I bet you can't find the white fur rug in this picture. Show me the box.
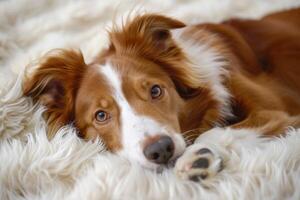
[1,0,300,199]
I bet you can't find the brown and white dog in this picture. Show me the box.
[23,8,300,182]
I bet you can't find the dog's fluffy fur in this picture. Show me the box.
[1,0,300,199]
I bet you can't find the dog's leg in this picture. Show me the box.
[175,111,300,184]
[231,110,300,136]
[174,127,264,185]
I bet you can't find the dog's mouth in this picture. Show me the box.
[167,155,181,168]
[151,155,182,173]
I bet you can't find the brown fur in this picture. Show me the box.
[23,50,87,138]
[219,8,300,135]
[23,9,300,151]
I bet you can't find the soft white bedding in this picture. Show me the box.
[1,0,300,199]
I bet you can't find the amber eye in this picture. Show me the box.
[150,85,163,99]
[95,110,110,122]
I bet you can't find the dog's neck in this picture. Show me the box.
[172,27,233,136]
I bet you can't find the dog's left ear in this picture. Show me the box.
[108,15,203,98]
[23,49,87,137]
[109,14,185,58]
[107,15,205,99]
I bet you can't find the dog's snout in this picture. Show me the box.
[143,136,174,164]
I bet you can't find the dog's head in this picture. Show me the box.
[24,14,225,169]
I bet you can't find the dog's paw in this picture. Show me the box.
[174,145,224,184]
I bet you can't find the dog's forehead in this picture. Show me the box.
[103,56,171,78]
[78,57,174,109]
[98,62,124,100]
[78,64,112,98]
[76,61,129,109]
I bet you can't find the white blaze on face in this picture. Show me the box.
[99,63,186,169]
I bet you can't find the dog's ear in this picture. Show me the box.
[108,14,204,98]
[23,49,87,137]
[109,14,185,58]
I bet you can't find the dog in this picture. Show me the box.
[23,8,300,183]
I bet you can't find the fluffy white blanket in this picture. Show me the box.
[1,0,300,199]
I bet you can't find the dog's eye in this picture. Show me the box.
[150,85,163,99]
[95,110,110,122]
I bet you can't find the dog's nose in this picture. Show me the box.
[143,136,174,164]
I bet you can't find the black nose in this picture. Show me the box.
[143,136,174,164]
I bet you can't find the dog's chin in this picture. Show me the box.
[138,154,182,173]
[133,157,161,171]
[139,160,169,173]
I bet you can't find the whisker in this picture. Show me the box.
[181,128,207,136]
[182,133,202,145]
[183,133,200,138]
[183,136,199,143]
[180,127,210,145]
